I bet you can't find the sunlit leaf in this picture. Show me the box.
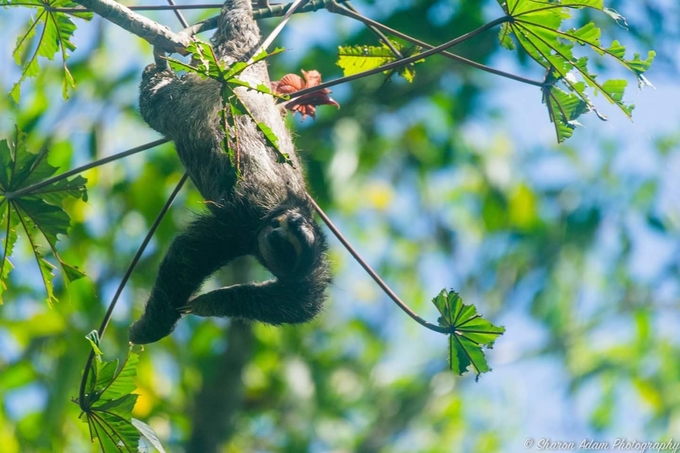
[433,289,505,380]
[4,0,93,101]
[337,41,423,83]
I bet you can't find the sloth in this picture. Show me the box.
[128,0,330,344]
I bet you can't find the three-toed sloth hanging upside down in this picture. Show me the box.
[129,0,331,344]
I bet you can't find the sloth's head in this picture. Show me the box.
[258,208,322,279]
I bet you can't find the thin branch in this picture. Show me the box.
[71,0,190,54]
[45,0,347,14]
[79,172,189,411]
[4,139,169,200]
[287,15,514,100]
[43,3,224,13]
[48,0,348,50]
[307,195,454,335]
[331,2,544,87]
[166,0,190,29]
[255,0,310,58]
[181,0,349,38]
[345,1,402,58]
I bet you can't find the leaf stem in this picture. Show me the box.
[307,195,454,335]
[78,172,188,411]
[4,139,168,200]
[288,14,515,100]
[331,2,544,87]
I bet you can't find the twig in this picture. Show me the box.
[181,0,348,38]
[329,2,544,87]
[4,139,169,200]
[78,172,189,411]
[255,0,310,58]
[38,3,224,13]
[307,195,454,335]
[53,0,349,51]
[166,0,190,28]
[287,15,514,100]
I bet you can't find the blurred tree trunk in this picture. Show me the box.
[186,258,255,453]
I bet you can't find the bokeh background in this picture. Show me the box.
[1,0,679,451]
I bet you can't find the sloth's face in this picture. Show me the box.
[258,210,317,278]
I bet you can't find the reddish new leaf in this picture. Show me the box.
[271,69,339,119]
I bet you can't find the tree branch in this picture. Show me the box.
[186,321,253,453]
[67,0,350,54]
[72,0,190,54]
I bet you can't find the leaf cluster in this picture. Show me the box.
[0,127,87,305]
[166,41,289,177]
[498,0,655,142]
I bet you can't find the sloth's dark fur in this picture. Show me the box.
[128,0,330,344]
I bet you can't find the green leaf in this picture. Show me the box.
[497,0,654,142]
[78,339,152,453]
[0,204,18,303]
[5,0,92,101]
[432,289,505,380]
[251,47,285,64]
[224,97,242,176]
[542,83,590,143]
[499,23,515,50]
[86,393,140,452]
[132,418,168,453]
[222,47,285,81]
[337,41,423,83]
[257,122,290,164]
[0,128,87,305]
[166,57,205,76]
[229,94,291,165]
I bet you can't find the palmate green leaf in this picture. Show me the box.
[433,289,505,380]
[78,333,166,453]
[0,129,87,305]
[337,41,423,83]
[4,0,93,101]
[496,0,654,142]
[86,394,140,453]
